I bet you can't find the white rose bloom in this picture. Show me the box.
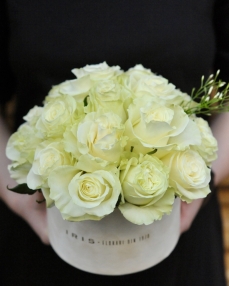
[162,150,211,203]
[46,76,91,102]
[128,64,152,74]
[8,161,32,184]
[6,123,41,163]
[119,154,174,225]
[93,79,121,101]
[27,141,73,190]
[124,97,201,153]
[36,94,84,138]
[48,166,121,221]
[135,74,191,104]
[85,79,130,121]
[64,111,127,164]
[6,123,42,184]
[121,66,191,105]
[23,106,43,126]
[72,62,122,81]
[120,64,153,91]
[191,117,218,166]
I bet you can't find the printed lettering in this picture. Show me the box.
[88,238,95,244]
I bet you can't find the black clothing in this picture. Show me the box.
[0,0,228,285]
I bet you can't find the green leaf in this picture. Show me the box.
[7,184,37,195]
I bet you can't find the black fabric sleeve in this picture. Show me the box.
[0,1,16,108]
[214,0,229,81]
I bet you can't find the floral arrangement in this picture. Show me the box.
[6,63,229,225]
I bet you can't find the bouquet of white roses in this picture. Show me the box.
[6,62,228,225]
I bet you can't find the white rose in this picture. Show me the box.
[135,74,191,104]
[124,96,201,153]
[48,166,121,221]
[121,66,191,105]
[72,62,122,81]
[8,161,32,184]
[191,117,218,166]
[46,76,91,102]
[6,123,42,184]
[6,123,41,163]
[85,79,131,121]
[118,154,174,225]
[128,64,152,74]
[36,94,84,138]
[120,64,153,91]
[162,150,211,203]
[27,141,73,190]
[23,106,43,126]
[64,111,127,163]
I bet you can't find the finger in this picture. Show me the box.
[180,198,203,234]
[18,192,50,245]
[25,202,50,245]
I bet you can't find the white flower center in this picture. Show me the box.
[137,165,163,194]
[44,102,65,122]
[97,81,116,94]
[141,106,174,124]
[93,114,122,144]
[78,177,105,201]
[183,153,205,183]
[39,148,62,174]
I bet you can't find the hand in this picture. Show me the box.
[4,189,49,244]
[0,116,49,245]
[180,198,204,234]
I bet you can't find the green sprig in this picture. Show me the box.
[182,71,229,116]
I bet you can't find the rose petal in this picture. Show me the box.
[48,166,85,217]
[119,188,174,225]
